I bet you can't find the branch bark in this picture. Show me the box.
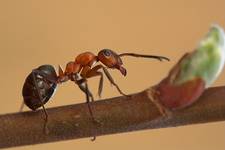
[0,86,225,149]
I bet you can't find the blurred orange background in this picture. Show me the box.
[0,0,224,150]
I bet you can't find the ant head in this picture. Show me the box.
[98,49,127,76]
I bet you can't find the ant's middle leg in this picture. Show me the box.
[76,78,94,102]
[73,73,95,117]
[76,78,98,141]
[81,66,104,97]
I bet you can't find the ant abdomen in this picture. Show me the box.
[22,65,57,111]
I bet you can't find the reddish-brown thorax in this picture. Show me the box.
[58,52,96,82]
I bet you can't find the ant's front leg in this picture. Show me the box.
[82,65,128,97]
[101,66,128,96]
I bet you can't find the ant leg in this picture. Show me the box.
[77,80,95,116]
[81,65,127,97]
[81,66,104,97]
[102,67,128,96]
[84,82,95,119]
[19,101,25,112]
[77,80,97,141]
[31,71,49,134]
[77,79,94,102]
[85,82,99,141]
[97,73,103,98]
[41,104,49,134]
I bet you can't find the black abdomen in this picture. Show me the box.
[22,65,57,110]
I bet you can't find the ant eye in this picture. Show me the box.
[103,50,111,57]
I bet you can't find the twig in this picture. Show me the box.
[0,86,225,149]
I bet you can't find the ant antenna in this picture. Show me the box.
[119,53,170,61]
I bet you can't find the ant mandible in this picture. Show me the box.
[21,49,169,140]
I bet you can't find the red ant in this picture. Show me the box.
[21,49,169,140]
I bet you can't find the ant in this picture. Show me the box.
[21,49,170,140]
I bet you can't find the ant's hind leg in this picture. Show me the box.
[19,101,25,112]
[41,105,49,134]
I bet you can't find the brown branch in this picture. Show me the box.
[0,86,225,149]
